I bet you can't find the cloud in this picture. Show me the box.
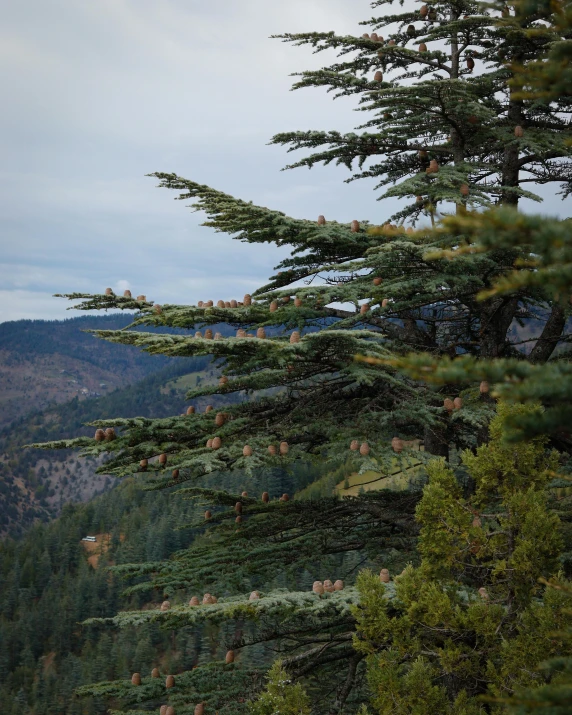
[0,0,569,323]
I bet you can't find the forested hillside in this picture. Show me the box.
[0,353,236,537]
[0,315,176,429]
[0,314,246,537]
[0,464,324,715]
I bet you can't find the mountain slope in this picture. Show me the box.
[0,314,176,429]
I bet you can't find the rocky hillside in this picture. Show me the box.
[0,314,240,537]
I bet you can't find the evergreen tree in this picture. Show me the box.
[30,0,571,711]
[353,403,571,713]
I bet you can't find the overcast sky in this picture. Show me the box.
[1,0,569,323]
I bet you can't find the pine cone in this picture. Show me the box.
[217,300,225,308]
[379,568,390,583]
[159,453,167,465]
[294,297,302,308]
[443,398,454,412]
[334,579,344,591]
[105,428,116,441]
[131,673,141,685]
[280,493,289,502]
[374,70,383,82]
[323,579,335,593]
[204,329,213,339]
[165,675,175,688]
[235,515,242,524]
[317,215,326,225]
[230,299,238,308]
[360,442,370,456]
[460,183,469,196]
[453,397,463,410]
[420,4,428,17]
[480,381,489,394]
[219,376,229,386]
[225,650,235,664]
[160,600,171,611]
[204,511,212,520]
[350,440,359,451]
[95,429,105,442]
[136,295,146,302]
[194,704,204,715]
[189,596,200,606]
[195,331,203,339]
[206,439,213,448]
[257,327,266,339]
[139,458,148,470]
[212,437,222,450]
[171,469,179,480]
[262,491,270,502]
[419,42,427,51]
[290,331,301,344]
[243,294,252,306]
[269,301,278,312]
[105,287,113,295]
[391,437,404,453]
[151,667,160,678]
[249,591,260,600]
[243,445,253,457]
[514,125,524,137]
[205,405,213,413]
[360,303,369,314]
[351,220,360,232]
[186,406,195,415]
[280,441,289,455]
[123,290,132,298]
[373,277,382,286]
[312,581,324,595]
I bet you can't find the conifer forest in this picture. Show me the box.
[2,0,572,713]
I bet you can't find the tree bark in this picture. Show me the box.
[479,297,519,358]
[424,424,449,460]
[529,303,566,363]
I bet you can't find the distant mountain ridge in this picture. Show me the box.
[0,314,178,429]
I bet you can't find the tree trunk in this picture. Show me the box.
[529,303,566,363]
[424,425,449,460]
[479,297,519,358]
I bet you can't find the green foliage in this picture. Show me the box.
[0,479,201,715]
[250,661,311,715]
[25,0,572,711]
[354,405,571,713]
